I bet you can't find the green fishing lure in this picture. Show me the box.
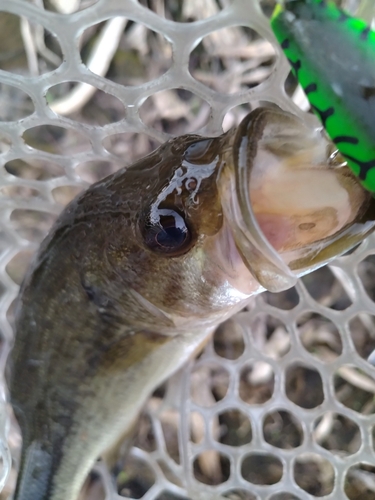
[271,0,375,193]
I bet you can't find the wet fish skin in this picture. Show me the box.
[8,107,374,500]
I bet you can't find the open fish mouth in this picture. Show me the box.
[219,107,375,292]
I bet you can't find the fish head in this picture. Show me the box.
[101,107,374,329]
[107,132,235,328]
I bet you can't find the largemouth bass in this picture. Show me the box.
[7,107,375,500]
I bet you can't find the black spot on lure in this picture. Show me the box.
[271,0,375,192]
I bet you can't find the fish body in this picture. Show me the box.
[8,107,375,500]
[271,0,375,192]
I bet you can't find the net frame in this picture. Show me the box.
[0,0,374,499]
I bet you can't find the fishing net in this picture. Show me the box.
[0,0,375,499]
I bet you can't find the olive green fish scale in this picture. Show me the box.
[271,0,375,192]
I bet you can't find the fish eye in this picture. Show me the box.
[143,208,192,255]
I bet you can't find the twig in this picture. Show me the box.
[20,17,39,76]
[337,365,375,394]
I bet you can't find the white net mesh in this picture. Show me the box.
[1,0,375,499]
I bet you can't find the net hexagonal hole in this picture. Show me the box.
[241,453,283,485]
[216,409,252,447]
[345,463,375,499]
[10,209,57,243]
[81,471,105,500]
[52,186,84,205]
[5,158,65,181]
[285,364,324,409]
[263,410,303,449]
[193,451,230,485]
[5,250,34,286]
[132,414,156,453]
[0,132,11,153]
[222,490,257,500]
[313,412,361,455]
[301,266,351,310]
[357,255,375,303]
[190,363,230,407]
[283,70,300,101]
[23,125,91,155]
[115,455,155,498]
[265,286,300,311]
[139,89,210,135]
[239,361,275,404]
[249,314,291,359]
[0,185,42,200]
[76,161,121,184]
[142,0,224,21]
[0,84,34,121]
[0,13,62,75]
[154,493,189,500]
[334,365,375,414]
[160,409,180,464]
[102,132,160,164]
[294,453,334,496]
[80,21,172,86]
[0,278,5,298]
[47,83,126,125]
[223,104,252,133]
[190,411,205,444]
[297,312,343,361]
[348,314,375,364]
[189,26,275,93]
[213,318,245,360]
[269,494,302,500]
[44,0,98,12]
